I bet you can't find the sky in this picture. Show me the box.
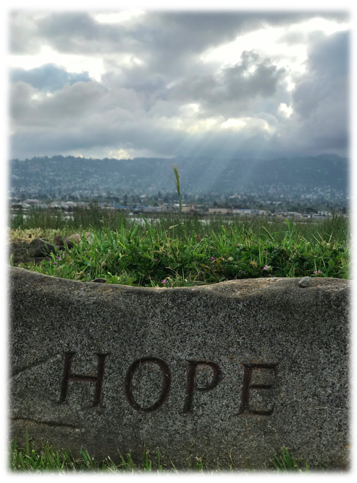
[8,9,350,161]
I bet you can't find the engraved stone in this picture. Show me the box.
[9,268,349,470]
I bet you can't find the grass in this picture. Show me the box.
[11,209,349,285]
[9,429,312,472]
[9,201,349,241]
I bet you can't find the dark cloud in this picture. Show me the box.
[10,11,144,55]
[308,30,349,77]
[292,31,349,148]
[10,64,91,92]
[10,10,349,57]
[10,79,137,130]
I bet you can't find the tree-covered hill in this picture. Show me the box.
[9,154,348,196]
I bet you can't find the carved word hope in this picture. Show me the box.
[59,353,278,416]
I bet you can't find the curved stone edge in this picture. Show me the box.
[9,266,349,299]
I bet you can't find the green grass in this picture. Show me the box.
[9,430,311,472]
[13,210,349,285]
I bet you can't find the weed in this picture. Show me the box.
[271,446,310,472]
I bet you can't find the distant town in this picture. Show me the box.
[9,195,347,220]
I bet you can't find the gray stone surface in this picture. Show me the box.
[9,241,30,265]
[9,241,54,266]
[9,267,350,470]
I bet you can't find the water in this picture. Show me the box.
[9,212,315,225]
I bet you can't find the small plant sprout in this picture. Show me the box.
[172,164,182,224]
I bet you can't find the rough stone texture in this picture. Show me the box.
[9,267,350,470]
[9,242,30,265]
[9,233,94,267]
[9,242,54,266]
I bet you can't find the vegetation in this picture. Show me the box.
[172,163,182,223]
[9,430,311,472]
[11,207,349,285]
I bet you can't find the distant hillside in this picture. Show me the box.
[9,154,349,195]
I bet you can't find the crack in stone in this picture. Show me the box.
[11,417,80,429]
[11,355,59,378]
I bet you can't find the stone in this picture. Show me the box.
[67,233,81,244]
[27,238,57,258]
[64,234,81,249]
[53,235,65,246]
[85,232,94,243]
[9,242,30,265]
[9,240,63,267]
[53,232,94,250]
[9,268,349,470]
[298,276,311,288]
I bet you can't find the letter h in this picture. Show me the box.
[59,352,107,407]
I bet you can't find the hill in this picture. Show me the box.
[9,154,348,196]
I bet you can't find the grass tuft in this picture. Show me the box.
[9,432,314,472]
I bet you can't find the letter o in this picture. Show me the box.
[124,358,171,412]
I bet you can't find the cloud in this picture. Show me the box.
[9,12,349,160]
[11,79,140,131]
[10,11,45,54]
[291,31,349,151]
[170,50,287,117]
[10,10,348,58]
[10,11,141,55]
[308,29,349,78]
[10,64,91,92]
